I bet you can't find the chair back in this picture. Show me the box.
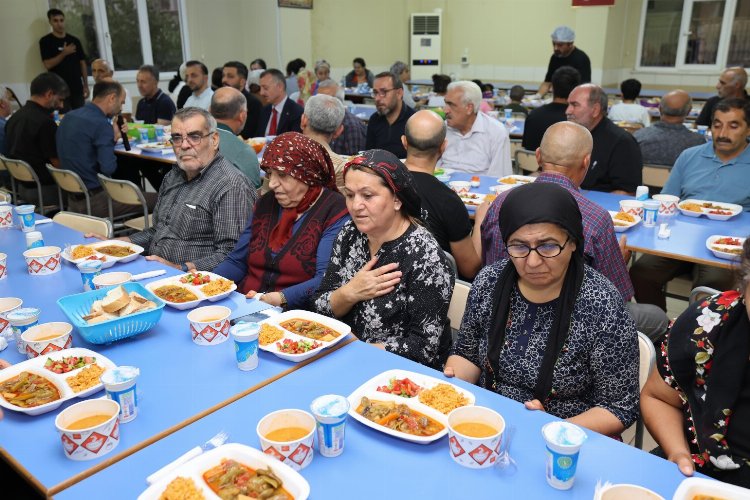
[637,331,655,390]
[643,164,672,189]
[97,174,147,207]
[514,148,539,176]
[46,166,87,194]
[4,157,38,183]
[510,139,523,173]
[447,280,471,331]
[443,250,457,277]
[53,211,113,238]
[689,286,721,306]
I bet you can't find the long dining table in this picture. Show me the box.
[0,214,353,497]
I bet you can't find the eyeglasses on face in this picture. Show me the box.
[371,88,397,98]
[507,236,571,259]
[170,132,212,146]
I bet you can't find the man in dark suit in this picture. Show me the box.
[255,69,303,137]
[222,61,262,140]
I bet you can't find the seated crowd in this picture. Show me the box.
[3,43,750,489]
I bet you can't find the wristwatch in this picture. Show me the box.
[180,263,189,272]
[279,291,288,308]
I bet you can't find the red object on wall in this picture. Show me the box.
[572,0,615,6]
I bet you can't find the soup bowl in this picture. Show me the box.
[55,398,121,461]
[93,271,132,290]
[187,305,231,346]
[446,405,506,469]
[21,322,73,359]
[23,246,62,275]
[256,409,316,471]
[652,194,679,216]
[595,483,665,500]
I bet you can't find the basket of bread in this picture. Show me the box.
[57,282,165,344]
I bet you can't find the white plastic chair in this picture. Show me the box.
[631,331,656,449]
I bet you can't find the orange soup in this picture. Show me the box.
[453,422,498,438]
[265,426,310,442]
[199,317,224,322]
[34,333,63,341]
[66,414,113,430]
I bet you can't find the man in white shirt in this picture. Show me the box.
[438,81,511,177]
[608,78,651,128]
[182,60,213,110]
[90,59,132,119]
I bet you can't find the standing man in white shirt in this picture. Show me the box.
[438,81,511,177]
[182,60,213,110]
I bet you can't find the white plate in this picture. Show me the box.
[62,241,144,269]
[671,476,750,500]
[139,141,172,150]
[706,235,745,261]
[497,175,535,186]
[347,369,476,444]
[609,210,642,233]
[489,184,515,194]
[258,310,351,362]
[458,192,485,207]
[138,443,309,500]
[145,272,237,310]
[678,199,742,220]
[0,347,116,415]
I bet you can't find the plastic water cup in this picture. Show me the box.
[635,185,649,201]
[310,394,350,457]
[697,125,708,135]
[78,260,103,291]
[0,203,13,229]
[0,252,6,281]
[643,200,660,227]
[542,421,587,490]
[25,231,44,249]
[504,108,513,121]
[138,128,149,144]
[15,205,36,232]
[101,366,140,423]
[7,307,41,354]
[230,322,260,371]
[154,125,165,141]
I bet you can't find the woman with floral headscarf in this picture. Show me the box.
[312,149,455,369]
[213,132,349,309]
[641,239,750,488]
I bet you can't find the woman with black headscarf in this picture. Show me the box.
[313,149,455,369]
[445,182,639,436]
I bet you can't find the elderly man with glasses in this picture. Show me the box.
[108,107,257,272]
[365,71,415,158]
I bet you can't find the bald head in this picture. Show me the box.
[717,67,748,99]
[210,87,246,120]
[725,67,748,88]
[538,122,592,185]
[659,89,692,123]
[404,110,447,158]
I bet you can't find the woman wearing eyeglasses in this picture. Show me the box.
[445,182,639,437]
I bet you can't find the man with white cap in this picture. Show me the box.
[537,26,591,97]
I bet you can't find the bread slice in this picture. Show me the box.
[87,312,118,324]
[101,285,130,313]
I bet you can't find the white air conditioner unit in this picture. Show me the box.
[410,13,441,80]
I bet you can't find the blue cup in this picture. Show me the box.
[230,322,259,371]
[15,205,36,232]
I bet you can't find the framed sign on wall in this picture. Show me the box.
[279,0,313,8]
[572,0,615,5]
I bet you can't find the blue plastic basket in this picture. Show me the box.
[57,282,165,344]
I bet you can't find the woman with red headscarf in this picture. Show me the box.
[213,132,349,309]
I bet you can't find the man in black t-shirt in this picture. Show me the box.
[537,26,590,97]
[523,66,581,151]
[39,9,88,111]
[402,110,481,280]
[222,61,262,140]
[696,67,748,126]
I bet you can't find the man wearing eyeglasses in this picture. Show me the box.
[365,71,415,158]
[119,107,257,272]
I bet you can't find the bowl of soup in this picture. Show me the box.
[54,398,121,461]
[256,409,316,471]
[93,271,132,290]
[187,306,231,346]
[21,322,73,359]
[23,245,62,276]
[446,405,506,469]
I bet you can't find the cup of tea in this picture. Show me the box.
[447,405,506,469]
[256,409,316,471]
[187,305,231,345]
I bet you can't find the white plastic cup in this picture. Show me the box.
[619,200,644,218]
[0,252,6,281]
[697,125,708,135]
[504,108,513,121]
[310,394,350,457]
[78,260,103,291]
[598,483,665,500]
[230,322,260,371]
[15,204,36,232]
[0,203,13,229]
[55,399,121,461]
[642,200,660,227]
[542,421,587,490]
[138,128,149,144]
[92,271,131,290]
[7,306,41,354]
[187,306,231,346]
[154,125,165,141]
[446,405,506,469]
[256,409,316,471]
[635,185,649,201]
[0,297,23,342]
[25,231,44,249]
[100,366,140,423]
[652,194,679,216]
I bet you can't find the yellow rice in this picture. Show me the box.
[159,477,205,500]
[418,383,469,414]
[259,324,285,346]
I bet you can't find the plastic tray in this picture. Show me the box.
[609,210,642,233]
[144,272,237,310]
[705,235,746,261]
[57,282,164,344]
[258,310,351,362]
[62,240,144,270]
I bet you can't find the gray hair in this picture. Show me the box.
[660,96,692,117]
[578,83,609,116]
[314,60,330,73]
[138,64,159,82]
[317,79,345,102]
[210,91,247,120]
[304,94,345,134]
[447,81,482,114]
[390,61,409,77]
[174,106,217,133]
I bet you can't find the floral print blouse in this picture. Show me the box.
[313,221,455,369]
[452,260,639,428]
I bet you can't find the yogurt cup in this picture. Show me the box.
[15,204,36,232]
[101,366,140,423]
[0,203,13,229]
[0,297,23,343]
[0,252,6,280]
[642,200,660,227]
[542,421,587,490]
[78,260,103,291]
[230,322,260,371]
[310,394,350,457]
[7,306,41,354]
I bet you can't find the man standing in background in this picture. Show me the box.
[39,8,88,110]
[537,26,590,98]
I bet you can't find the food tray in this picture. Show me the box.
[57,282,165,344]
[258,310,351,362]
[138,443,309,500]
[347,369,476,444]
[677,199,742,221]
[705,235,746,261]
[457,192,486,208]
[671,477,750,500]
[609,210,642,233]
[139,141,173,152]
[144,271,237,310]
[62,240,144,269]
[497,175,536,186]
[0,347,116,415]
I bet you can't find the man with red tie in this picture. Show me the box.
[255,69,303,137]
